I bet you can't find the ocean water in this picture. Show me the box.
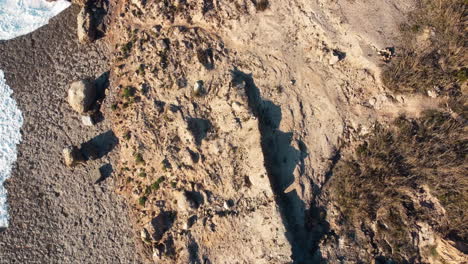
[0,0,70,227]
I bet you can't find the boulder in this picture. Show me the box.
[63,146,83,167]
[174,191,189,212]
[77,7,95,43]
[68,79,96,114]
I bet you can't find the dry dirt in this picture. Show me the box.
[103,0,460,263]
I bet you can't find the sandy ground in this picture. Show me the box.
[0,6,140,264]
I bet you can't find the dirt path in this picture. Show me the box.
[0,6,140,264]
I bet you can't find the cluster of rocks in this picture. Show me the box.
[63,76,115,186]
[63,0,109,167]
[378,47,395,62]
[63,79,97,167]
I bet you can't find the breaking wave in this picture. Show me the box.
[0,0,70,227]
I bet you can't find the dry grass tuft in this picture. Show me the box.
[327,111,467,260]
[382,0,467,99]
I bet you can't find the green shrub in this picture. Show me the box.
[138,196,147,206]
[134,153,145,165]
[122,86,136,99]
[171,181,177,188]
[454,67,468,82]
[157,176,166,183]
[150,182,160,191]
[123,132,131,141]
[121,39,135,58]
[137,64,145,76]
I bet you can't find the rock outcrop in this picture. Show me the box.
[77,7,95,43]
[76,1,109,43]
[101,0,466,263]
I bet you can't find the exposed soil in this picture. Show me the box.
[103,0,422,263]
[0,6,140,264]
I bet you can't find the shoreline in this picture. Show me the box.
[0,5,140,263]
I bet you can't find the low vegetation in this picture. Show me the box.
[122,86,136,99]
[134,152,145,165]
[151,177,166,191]
[327,111,467,260]
[138,196,147,206]
[382,0,466,102]
[328,1,467,260]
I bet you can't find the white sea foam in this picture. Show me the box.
[0,0,70,227]
[0,70,23,227]
[0,0,71,40]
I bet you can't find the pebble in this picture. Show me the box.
[193,80,203,95]
[81,115,94,126]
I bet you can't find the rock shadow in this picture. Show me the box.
[85,0,110,40]
[187,118,211,146]
[188,237,201,264]
[80,130,118,160]
[196,48,215,70]
[91,71,110,124]
[151,211,176,241]
[95,163,113,184]
[231,68,319,263]
[184,190,204,209]
[94,71,109,104]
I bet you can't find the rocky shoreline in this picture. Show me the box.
[0,5,140,263]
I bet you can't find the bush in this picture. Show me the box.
[138,196,148,206]
[121,39,135,58]
[122,86,136,99]
[134,153,145,165]
[138,196,147,206]
[123,131,131,141]
[137,64,145,76]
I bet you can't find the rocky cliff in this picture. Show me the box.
[75,0,466,263]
